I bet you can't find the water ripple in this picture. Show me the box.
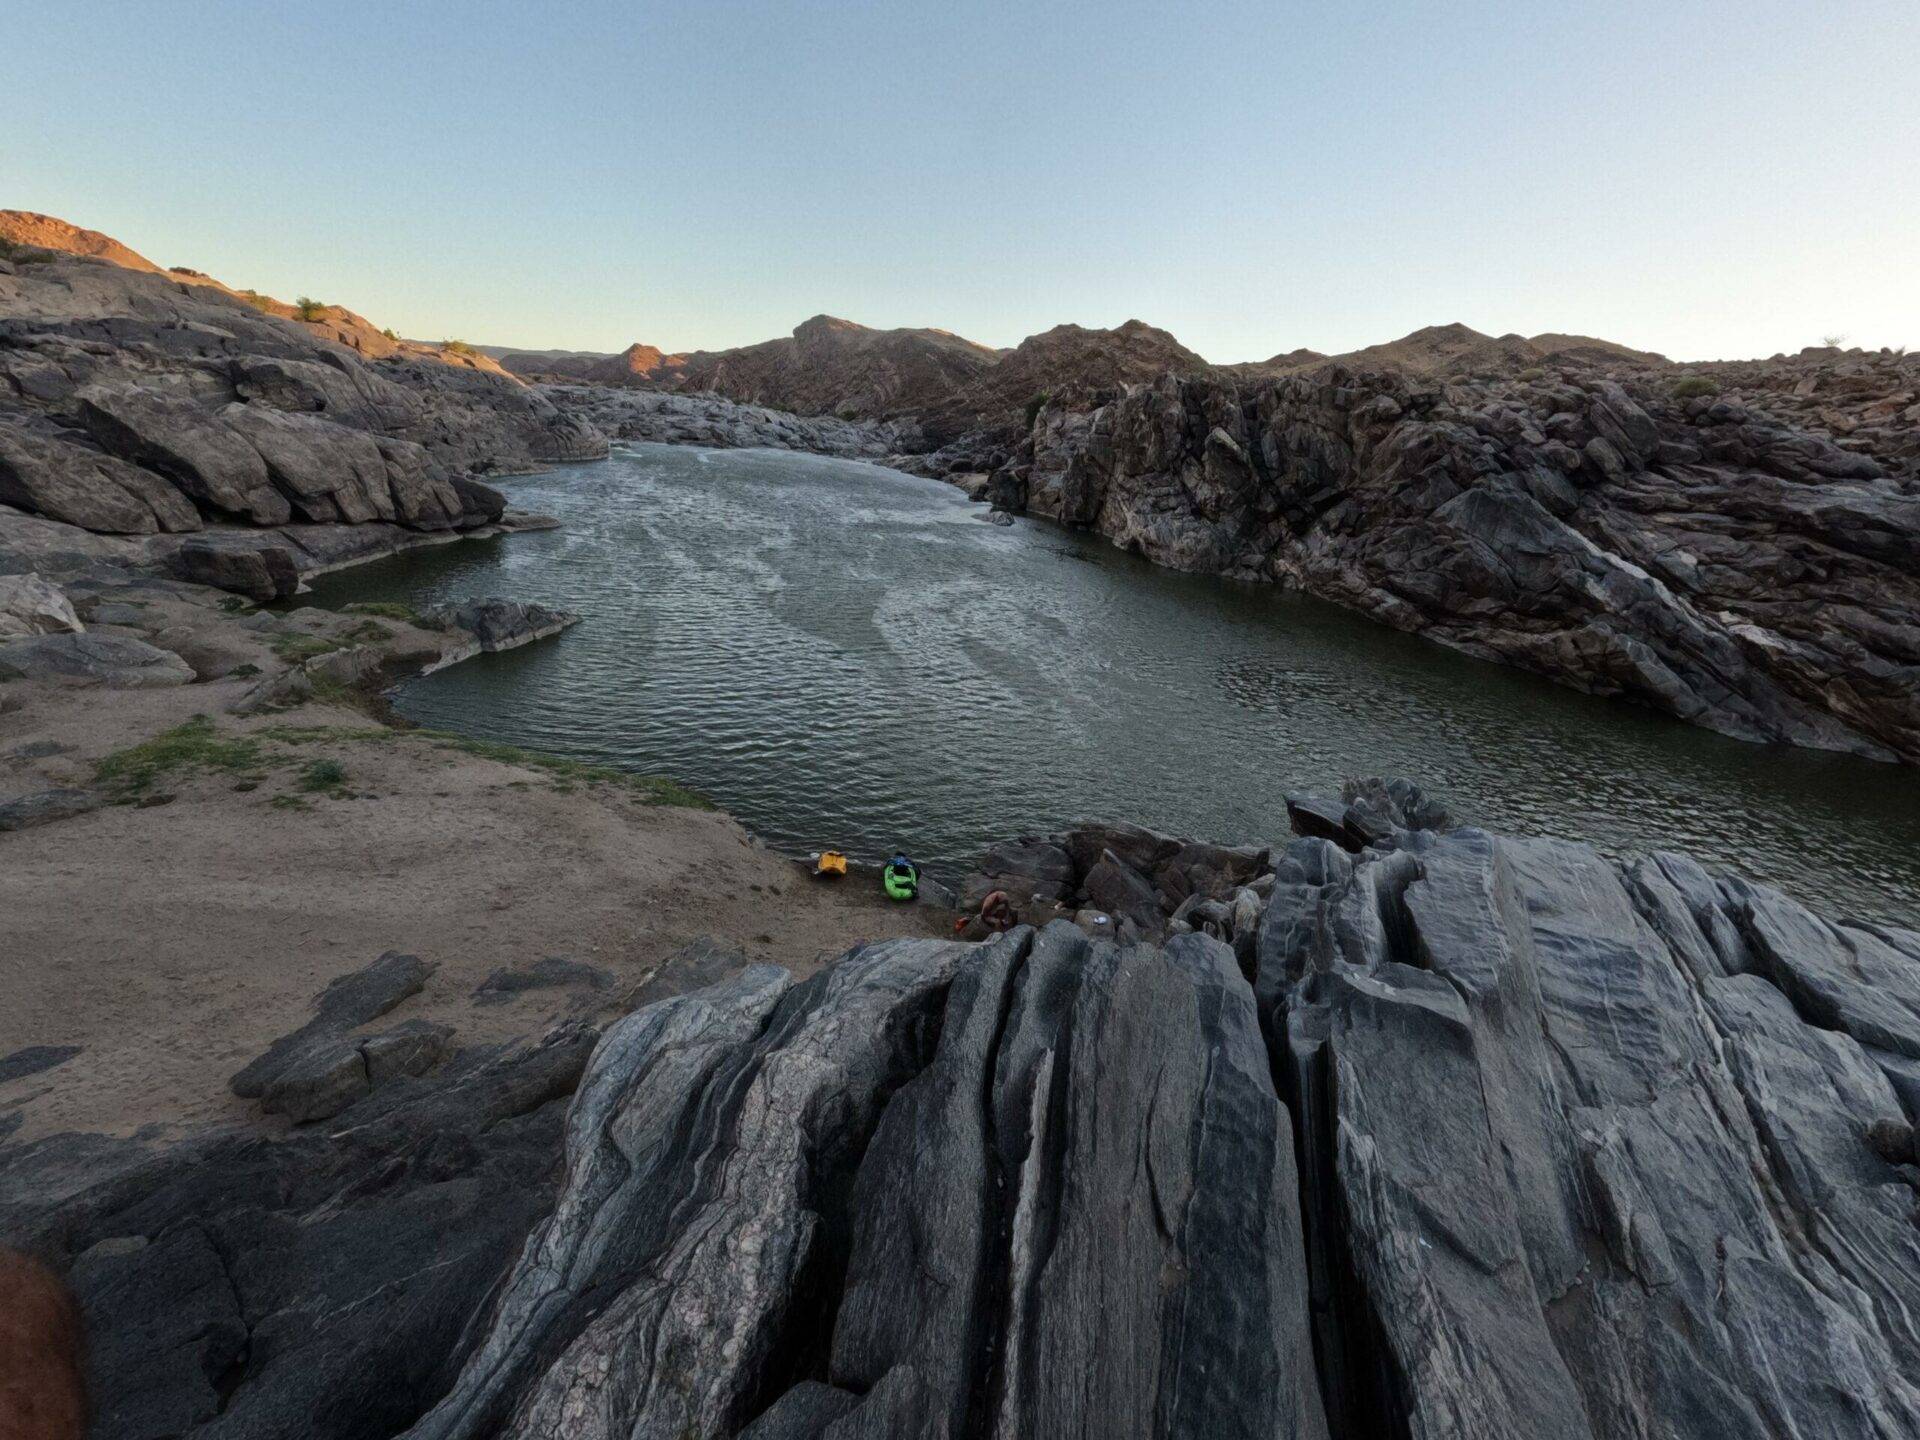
[305,443,1920,924]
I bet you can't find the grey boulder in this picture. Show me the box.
[0,571,83,636]
[0,787,101,832]
[0,632,193,687]
[426,597,581,654]
[229,950,444,1122]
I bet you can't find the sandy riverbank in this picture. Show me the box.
[0,580,952,1144]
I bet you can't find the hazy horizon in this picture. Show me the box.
[7,0,1917,363]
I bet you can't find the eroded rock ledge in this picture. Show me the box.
[0,247,606,542]
[986,368,1920,762]
[6,790,1920,1438]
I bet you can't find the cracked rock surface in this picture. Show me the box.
[0,246,605,542]
[7,797,1920,1437]
[991,368,1920,761]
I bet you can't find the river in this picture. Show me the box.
[307,442,1920,924]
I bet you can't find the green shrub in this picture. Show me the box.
[339,618,393,644]
[95,715,265,795]
[1670,376,1719,400]
[0,237,53,264]
[381,326,398,341]
[294,296,326,322]
[268,633,343,663]
[238,290,277,313]
[343,600,419,622]
[442,339,478,356]
[1517,366,1545,381]
[258,723,394,745]
[1024,392,1051,429]
[421,731,714,808]
[296,758,348,793]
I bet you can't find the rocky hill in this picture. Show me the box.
[0,217,606,563]
[505,316,1217,442]
[0,211,515,377]
[504,314,1003,432]
[507,314,1680,448]
[0,211,163,274]
[936,317,1212,434]
[496,341,670,385]
[987,360,1920,760]
[1225,323,1671,380]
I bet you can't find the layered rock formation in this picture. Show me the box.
[987,365,1920,760]
[10,789,1920,1437]
[0,218,606,543]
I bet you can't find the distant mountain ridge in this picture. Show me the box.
[498,313,1674,436]
[7,209,1690,438]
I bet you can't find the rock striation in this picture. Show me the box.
[11,783,1920,1438]
[990,366,1920,760]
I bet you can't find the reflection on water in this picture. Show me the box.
[307,443,1920,924]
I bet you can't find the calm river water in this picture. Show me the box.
[310,443,1920,924]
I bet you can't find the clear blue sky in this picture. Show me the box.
[5,1,1916,361]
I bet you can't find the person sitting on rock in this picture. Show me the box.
[956,889,1016,940]
[980,889,1015,932]
[882,853,919,902]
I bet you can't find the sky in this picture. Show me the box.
[4,1,1917,362]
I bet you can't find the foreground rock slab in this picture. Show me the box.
[8,792,1920,1438]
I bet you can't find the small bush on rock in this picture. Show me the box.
[269,633,344,663]
[295,296,326,322]
[1671,376,1719,400]
[343,601,419,623]
[0,238,53,264]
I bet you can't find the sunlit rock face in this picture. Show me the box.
[0,225,606,540]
